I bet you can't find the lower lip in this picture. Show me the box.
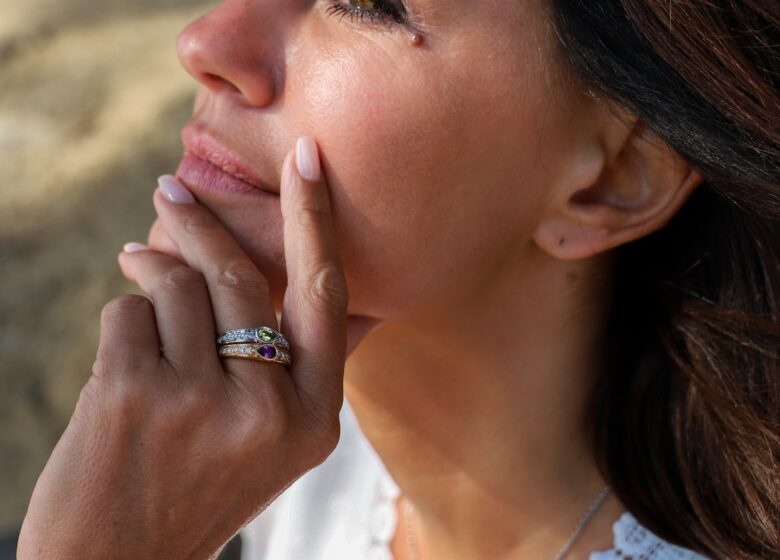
[176,154,277,198]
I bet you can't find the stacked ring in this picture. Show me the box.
[218,343,292,365]
[217,326,292,366]
[217,327,290,350]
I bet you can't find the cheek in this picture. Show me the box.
[285,25,565,319]
[290,53,526,317]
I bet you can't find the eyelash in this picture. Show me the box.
[325,0,408,28]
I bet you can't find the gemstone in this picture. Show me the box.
[258,345,277,360]
[258,328,276,342]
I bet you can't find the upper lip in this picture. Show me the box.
[181,123,279,194]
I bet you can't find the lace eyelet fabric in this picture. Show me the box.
[589,512,711,560]
[366,473,402,560]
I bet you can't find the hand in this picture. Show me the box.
[18,138,375,559]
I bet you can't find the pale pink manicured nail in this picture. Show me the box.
[295,137,321,182]
[158,175,195,204]
[123,242,148,253]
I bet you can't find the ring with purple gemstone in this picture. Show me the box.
[217,326,290,350]
[217,342,292,366]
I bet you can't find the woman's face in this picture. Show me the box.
[153,0,586,320]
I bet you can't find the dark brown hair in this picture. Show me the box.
[551,1,779,558]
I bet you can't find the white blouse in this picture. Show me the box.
[239,399,711,560]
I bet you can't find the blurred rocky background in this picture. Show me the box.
[0,0,220,553]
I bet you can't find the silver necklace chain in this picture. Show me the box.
[401,486,611,560]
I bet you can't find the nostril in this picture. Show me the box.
[203,73,242,94]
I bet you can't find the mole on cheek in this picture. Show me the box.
[409,33,424,47]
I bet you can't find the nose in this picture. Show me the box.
[177,1,286,107]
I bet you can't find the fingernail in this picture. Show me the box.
[296,137,321,182]
[158,175,195,204]
[123,242,148,253]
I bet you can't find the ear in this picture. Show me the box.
[533,112,704,260]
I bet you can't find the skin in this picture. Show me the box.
[19,0,703,558]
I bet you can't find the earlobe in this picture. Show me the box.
[533,117,704,261]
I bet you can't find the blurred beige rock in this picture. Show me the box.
[0,0,214,533]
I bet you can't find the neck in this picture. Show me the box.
[344,244,626,559]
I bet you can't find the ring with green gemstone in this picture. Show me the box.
[217,326,290,351]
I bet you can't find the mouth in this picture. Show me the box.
[178,123,279,196]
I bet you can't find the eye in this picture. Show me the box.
[325,0,408,28]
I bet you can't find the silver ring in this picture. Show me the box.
[217,326,290,350]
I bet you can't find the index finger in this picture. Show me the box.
[280,138,348,414]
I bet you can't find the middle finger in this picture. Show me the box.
[152,176,279,342]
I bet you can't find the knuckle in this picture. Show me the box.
[229,383,295,450]
[295,198,330,231]
[216,259,271,298]
[103,374,150,425]
[73,375,144,429]
[182,211,217,238]
[91,356,114,381]
[162,266,205,292]
[252,390,294,440]
[156,382,215,433]
[301,419,341,469]
[73,376,102,423]
[101,295,152,323]
[306,265,347,312]
[253,409,290,445]
[94,342,156,379]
